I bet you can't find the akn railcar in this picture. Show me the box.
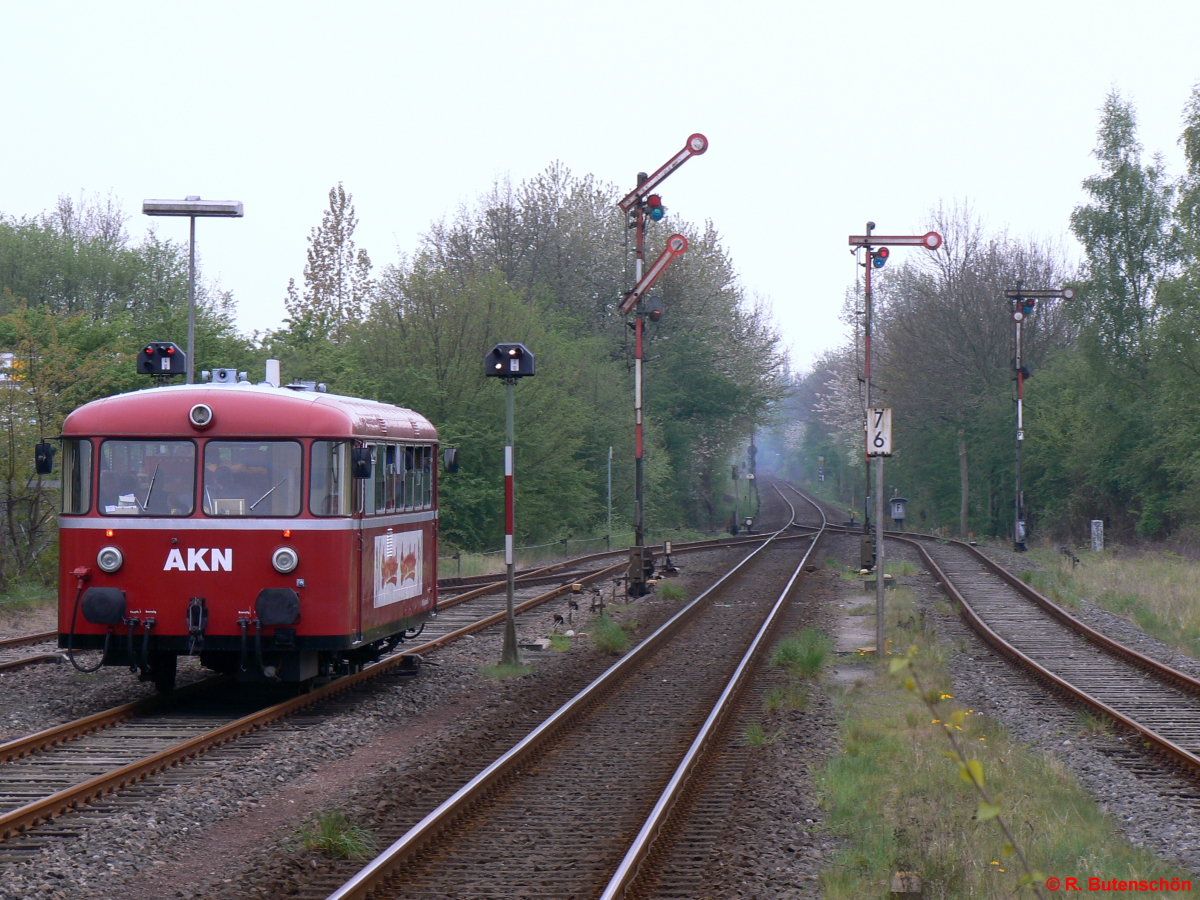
[56,369,439,690]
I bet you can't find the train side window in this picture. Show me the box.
[373,444,387,514]
[421,445,433,508]
[61,439,93,514]
[310,441,351,516]
[99,440,196,516]
[404,445,417,511]
[362,444,377,515]
[385,444,398,513]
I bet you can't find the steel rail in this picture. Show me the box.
[0,630,55,650]
[0,676,219,764]
[790,485,1200,778]
[434,532,787,611]
[325,488,811,900]
[896,534,1200,778]
[599,486,828,900]
[0,652,64,674]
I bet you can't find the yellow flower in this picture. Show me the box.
[940,693,954,699]
[991,861,999,866]
[931,719,941,724]
[979,737,986,741]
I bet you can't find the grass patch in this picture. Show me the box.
[478,662,534,680]
[885,559,917,577]
[1074,708,1114,736]
[548,633,570,652]
[819,632,1194,897]
[656,580,687,601]
[294,811,378,860]
[0,580,55,612]
[764,683,809,713]
[845,602,875,616]
[771,627,834,680]
[590,615,629,655]
[1025,547,1200,657]
[743,722,784,746]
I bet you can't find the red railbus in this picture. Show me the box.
[56,373,439,690]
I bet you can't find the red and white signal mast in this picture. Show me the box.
[1002,282,1075,551]
[847,224,942,656]
[617,134,707,596]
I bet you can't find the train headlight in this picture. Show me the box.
[189,403,214,428]
[96,546,124,574]
[272,546,299,574]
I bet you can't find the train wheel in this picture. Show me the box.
[150,652,178,693]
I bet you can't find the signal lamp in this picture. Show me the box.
[137,341,187,376]
[484,343,536,378]
[872,247,890,269]
[645,194,665,221]
[1022,298,1036,315]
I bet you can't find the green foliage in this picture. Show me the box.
[478,662,534,681]
[548,633,570,652]
[294,810,379,860]
[770,627,833,680]
[764,683,808,713]
[743,722,784,746]
[822,646,1193,898]
[655,580,687,601]
[589,614,628,655]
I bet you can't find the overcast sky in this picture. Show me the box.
[3,2,1198,373]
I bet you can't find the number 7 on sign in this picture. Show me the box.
[867,408,892,457]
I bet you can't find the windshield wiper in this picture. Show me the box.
[249,476,289,511]
[141,464,160,510]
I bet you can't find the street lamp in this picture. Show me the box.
[142,197,244,384]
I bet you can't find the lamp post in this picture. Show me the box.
[142,197,244,384]
[1002,283,1076,551]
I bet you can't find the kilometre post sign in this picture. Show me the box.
[867,408,892,457]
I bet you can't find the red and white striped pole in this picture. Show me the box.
[502,378,519,665]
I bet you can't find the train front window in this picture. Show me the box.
[203,441,302,517]
[310,441,351,516]
[99,440,195,516]
[61,439,93,514]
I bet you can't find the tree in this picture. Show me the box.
[1069,90,1175,374]
[284,184,372,342]
[874,207,1071,537]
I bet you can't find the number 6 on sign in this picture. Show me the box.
[867,408,892,457]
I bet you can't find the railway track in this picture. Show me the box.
[794,481,1200,788]
[0,522,800,861]
[900,535,1200,777]
[0,631,61,674]
[317,485,826,900]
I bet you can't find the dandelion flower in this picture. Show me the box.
[931,719,941,724]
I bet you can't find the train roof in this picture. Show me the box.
[61,382,437,442]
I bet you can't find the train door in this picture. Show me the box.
[355,441,380,644]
